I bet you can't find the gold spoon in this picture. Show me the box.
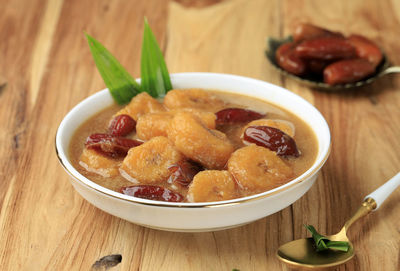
[277,172,400,269]
[265,36,400,91]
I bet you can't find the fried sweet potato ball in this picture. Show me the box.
[228,145,293,194]
[116,92,165,121]
[136,109,216,141]
[168,112,234,169]
[79,148,121,178]
[120,136,183,184]
[163,89,225,112]
[187,170,237,202]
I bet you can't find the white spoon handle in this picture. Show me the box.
[365,172,400,210]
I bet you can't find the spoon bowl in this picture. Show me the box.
[277,238,354,269]
[265,36,399,91]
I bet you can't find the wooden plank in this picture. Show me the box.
[0,0,47,219]
[29,0,64,108]
[0,1,51,270]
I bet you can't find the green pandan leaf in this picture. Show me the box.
[86,33,141,104]
[140,18,172,97]
[305,225,350,252]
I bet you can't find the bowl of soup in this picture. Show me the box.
[56,72,330,232]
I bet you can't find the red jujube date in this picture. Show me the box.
[168,160,203,187]
[108,114,136,136]
[348,34,383,67]
[306,59,331,75]
[293,23,344,42]
[323,58,376,85]
[85,133,142,158]
[216,108,265,125]
[295,37,356,61]
[121,185,184,202]
[275,42,307,76]
[243,126,300,157]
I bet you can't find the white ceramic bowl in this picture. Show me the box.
[56,73,331,232]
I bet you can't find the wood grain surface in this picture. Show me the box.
[0,0,399,270]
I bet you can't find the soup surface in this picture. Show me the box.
[69,89,318,202]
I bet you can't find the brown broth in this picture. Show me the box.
[69,89,318,200]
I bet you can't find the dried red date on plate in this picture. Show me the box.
[121,185,184,202]
[243,126,300,157]
[295,37,356,60]
[168,160,203,187]
[348,34,383,67]
[275,42,307,76]
[293,23,344,42]
[108,114,136,136]
[323,58,376,85]
[216,108,265,124]
[306,59,331,75]
[85,133,142,158]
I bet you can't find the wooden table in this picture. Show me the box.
[1,0,399,270]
